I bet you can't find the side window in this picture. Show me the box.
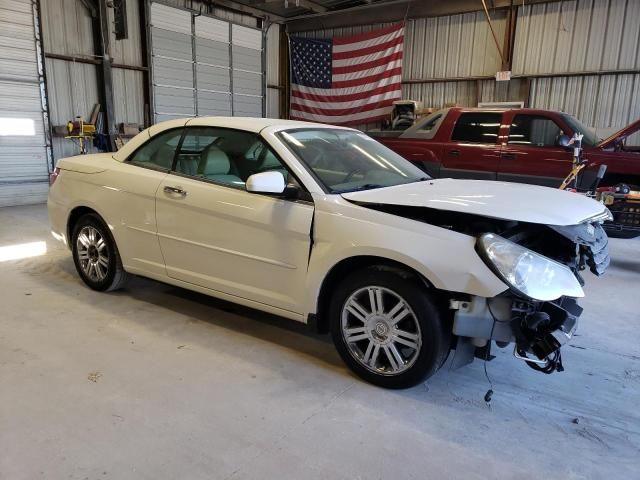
[174,127,289,188]
[174,127,218,177]
[508,115,563,147]
[451,113,502,143]
[128,129,183,169]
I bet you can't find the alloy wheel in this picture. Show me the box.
[341,286,422,375]
[76,226,109,282]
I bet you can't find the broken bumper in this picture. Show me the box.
[451,295,583,372]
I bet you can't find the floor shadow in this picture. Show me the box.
[26,254,343,371]
[609,258,640,273]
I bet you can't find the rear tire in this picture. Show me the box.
[71,213,129,292]
[329,267,450,389]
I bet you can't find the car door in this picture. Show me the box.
[154,126,314,315]
[499,113,571,187]
[440,111,502,180]
[108,127,184,276]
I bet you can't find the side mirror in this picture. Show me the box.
[557,134,571,149]
[246,171,286,195]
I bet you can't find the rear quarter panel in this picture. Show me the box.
[50,155,168,276]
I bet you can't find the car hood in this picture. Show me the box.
[341,178,608,226]
[597,118,640,149]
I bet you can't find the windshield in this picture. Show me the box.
[560,114,601,147]
[277,128,428,193]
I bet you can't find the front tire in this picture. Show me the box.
[329,268,450,389]
[71,213,129,292]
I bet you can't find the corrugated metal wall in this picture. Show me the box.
[298,1,640,133]
[109,0,145,127]
[41,0,100,159]
[513,0,640,75]
[41,0,146,160]
[404,11,506,80]
[513,0,640,134]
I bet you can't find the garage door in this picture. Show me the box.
[150,2,264,123]
[0,0,50,207]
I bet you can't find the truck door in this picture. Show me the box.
[441,111,502,180]
[499,112,572,187]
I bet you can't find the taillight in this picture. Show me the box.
[49,167,60,186]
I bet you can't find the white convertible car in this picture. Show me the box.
[48,117,610,388]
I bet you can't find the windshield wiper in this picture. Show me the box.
[336,183,385,193]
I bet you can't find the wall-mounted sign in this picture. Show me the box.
[496,71,511,82]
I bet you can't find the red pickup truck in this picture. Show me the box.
[370,107,640,235]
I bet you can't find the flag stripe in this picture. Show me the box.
[333,51,403,75]
[292,74,401,97]
[292,73,402,97]
[290,107,392,125]
[333,23,404,47]
[334,42,403,67]
[290,99,397,117]
[331,66,402,89]
[291,82,403,103]
[291,90,402,110]
[333,30,403,56]
[332,59,403,82]
[333,35,404,61]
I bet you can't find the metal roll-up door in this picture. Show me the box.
[149,3,265,122]
[0,0,50,207]
[150,3,194,123]
[195,16,231,116]
[231,24,263,117]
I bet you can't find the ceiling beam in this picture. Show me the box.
[261,0,327,14]
[286,0,562,32]
[210,0,286,21]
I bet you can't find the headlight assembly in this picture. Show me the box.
[477,233,584,301]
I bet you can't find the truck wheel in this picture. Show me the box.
[71,213,129,292]
[329,267,450,389]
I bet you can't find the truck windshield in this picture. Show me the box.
[277,128,428,193]
[560,114,601,147]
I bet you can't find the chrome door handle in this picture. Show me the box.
[163,186,187,196]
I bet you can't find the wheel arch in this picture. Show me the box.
[66,206,105,248]
[313,255,443,334]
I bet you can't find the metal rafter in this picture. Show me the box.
[209,0,286,20]
[260,0,327,13]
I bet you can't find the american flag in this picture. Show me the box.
[289,23,404,125]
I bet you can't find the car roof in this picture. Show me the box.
[186,116,327,132]
[113,117,353,162]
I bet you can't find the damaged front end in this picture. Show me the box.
[352,201,610,375]
[452,217,609,374]
[451,295,583,374]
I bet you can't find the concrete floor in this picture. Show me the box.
[0,204,639,480]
